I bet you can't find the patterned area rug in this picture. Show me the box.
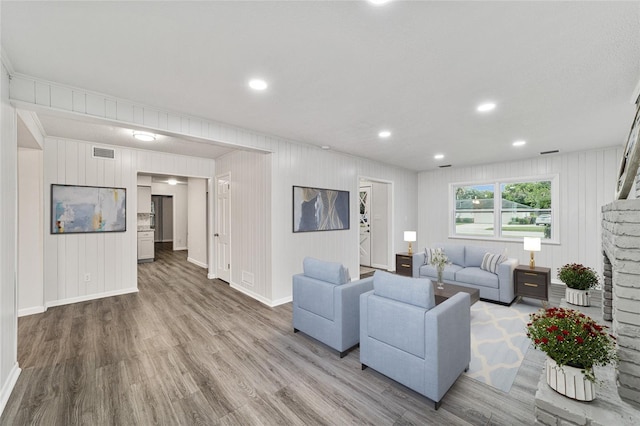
[464,299,542,393]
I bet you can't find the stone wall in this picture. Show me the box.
[601,197,640,406]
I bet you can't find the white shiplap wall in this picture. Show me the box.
[12,74,419,306]
[43,137,215,307]
[418,147,623,280]
[0,61,21,414]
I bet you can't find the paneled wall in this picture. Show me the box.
[0,62,20,414]
[418,147,623,280]
[187,178,207,267]
[43,138,215,307]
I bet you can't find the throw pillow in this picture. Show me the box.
[423,248,441,265]
[480,252,507,274]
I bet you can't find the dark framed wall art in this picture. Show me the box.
[292,185,350,232]
[51,184,127,234]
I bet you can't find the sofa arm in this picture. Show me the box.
[423,292,471,401]
[497,257,518,304]
[412,252,425,277]
[335,277,375,350]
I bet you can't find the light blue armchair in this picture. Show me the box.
[293,257,374,357]
[360,271,470,409]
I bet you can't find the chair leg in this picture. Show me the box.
[361,364,368,370]
[339,350,348,358]
[434,400,442,410]
[293,328,299,333]
[464,365,469,372]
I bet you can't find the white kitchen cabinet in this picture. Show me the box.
[137,231,155,262]
[137,186,152,213]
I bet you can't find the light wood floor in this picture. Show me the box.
[1,244,552,425]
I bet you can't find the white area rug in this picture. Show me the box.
[464,300,542,393]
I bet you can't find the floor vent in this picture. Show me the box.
[92,146,115,160]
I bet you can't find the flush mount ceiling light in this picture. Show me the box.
[476,102,496,113]
[434,154,445,160]
[248,78,268,91]
[167,179,178,186]
[378,130,391,138]
[513,140,527,147]
[132,131,156,142]
[368,0,393,5]
[321,145,331,150]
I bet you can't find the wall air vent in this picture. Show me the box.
[439,164,452,168]
[540,150,559,155]
[92,146,115,160]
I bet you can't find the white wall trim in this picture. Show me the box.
[0,49,16,75]
[16,109,45,149]
[187,257,208,269]
[45,287,138,309]
[230,282,273,307]
[270,296,292,307]
[18,306,46,317]
[174,246,187,251]
[207,273,216,280]
[0,363,21,417]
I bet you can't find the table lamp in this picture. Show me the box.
[404,231,416,255]
[523,237,541,269]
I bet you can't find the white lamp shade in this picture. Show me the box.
[404,231,417,242]
[523,237,541,252]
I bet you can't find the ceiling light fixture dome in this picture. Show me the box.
[248,78,268,90]
[378,130,391,138]
[167,179,178,186]
[513,140,527,147]
[132,131,156,142]
[434,154,445,160]
[368,0,393,5]
[476,102,496,112]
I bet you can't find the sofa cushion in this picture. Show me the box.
[303,257,348,285]
[455,267,499,289]
[441,243,465,266]
[419,264,463,282]
[480,252,507,273]
[367,295,426,358]
[373,270,435,310]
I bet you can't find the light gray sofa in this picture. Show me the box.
[411,243,518,305]
[360,271,470,409]
[293,257,374,357]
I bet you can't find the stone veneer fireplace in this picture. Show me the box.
[601,169,640,406]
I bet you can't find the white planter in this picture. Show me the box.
[545,357,595,401]
[566,287,590,306]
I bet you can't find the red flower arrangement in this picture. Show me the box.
[526,307,617,382]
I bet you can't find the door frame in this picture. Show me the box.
[214,172,231,282]
[357,175,394,272]
[358,184,372,267]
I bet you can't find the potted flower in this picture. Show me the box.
[430,249,449,289]
[558,263,599,306]
[526,307,617,401]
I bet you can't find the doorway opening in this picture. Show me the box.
[215,173,231,283]
[359,177,393,274]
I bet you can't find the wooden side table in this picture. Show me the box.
[395,253,413,277]
[514,265,550,306]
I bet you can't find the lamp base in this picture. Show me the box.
[529,252,536,269]
[408,242,413,255]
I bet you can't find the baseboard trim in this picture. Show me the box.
[371,263,388,270]
[207,273,216,279]
[18,306,46,317]
[45,287,139,309]
[187,257,208,269]
[270,295,293,307]
[0,363,21,417]
[229,282,292,307]
[174,246,187,251]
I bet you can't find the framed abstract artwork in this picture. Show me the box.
[292,185,350,232]
[51,184,126,234]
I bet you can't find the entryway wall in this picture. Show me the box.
[359,179,391,270]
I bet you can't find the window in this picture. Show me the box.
[452,177,556,241]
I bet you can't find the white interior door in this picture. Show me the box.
[359,186,371,266]
[216,174,231,282]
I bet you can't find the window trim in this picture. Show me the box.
[449,174,559,244]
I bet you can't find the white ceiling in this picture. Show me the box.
[3,1,640,171]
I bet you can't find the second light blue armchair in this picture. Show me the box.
[360,271,470,409]
[293,257,374,357]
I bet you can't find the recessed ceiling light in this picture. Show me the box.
[167,179,177,186]
[378,130,391,138]
[132,131,155,142]
[321,145,331,150]
[513,140,526,147]
[368,0,393,5]
[434,154,445,160]
[248,78,268,91]
[476,102,496,112]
